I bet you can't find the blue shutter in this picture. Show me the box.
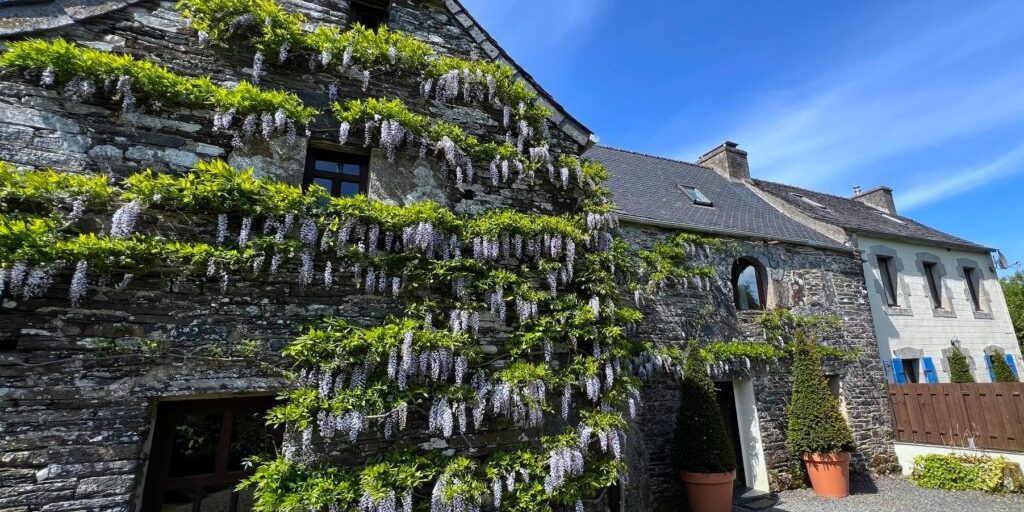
[986,355,996,382]
[1005,354,1019,380]
[892,359,907,384]
[923,357,939,384]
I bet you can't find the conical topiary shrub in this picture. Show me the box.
[787,332,855,497]
[991,351,1019,383]
[787,333,855,455]
[674,340,737,474]
[948,350,974,383]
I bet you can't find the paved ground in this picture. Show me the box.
[732,475,1024,512]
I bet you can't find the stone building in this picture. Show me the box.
[587,144,896,508]
[753,179,1023,384]
[0,3,899,512]
[0,1,612,511]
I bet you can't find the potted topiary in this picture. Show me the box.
[673,340,737,512]
[787,332,856,498]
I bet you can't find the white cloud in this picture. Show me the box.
[672,0,1024,192]
[899,142,1024,211]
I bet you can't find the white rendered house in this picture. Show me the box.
[753,182,1022,384]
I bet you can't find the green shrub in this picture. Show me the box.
[786,332,855,455]
[948,350,975,383]
[673,340,736,474]
[991,351,1019,383]
[912,454,1023,493]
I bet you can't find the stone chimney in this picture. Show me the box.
[852,186,897,214]
[697,141,750,181]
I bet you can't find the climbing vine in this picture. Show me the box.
[0,38,317,145]
[0,156,716,510]
[175,0,550,131]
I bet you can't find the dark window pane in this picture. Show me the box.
[168,412,222,477]
[229,410,277,471]
[342,163,363,177]
[313,178,334,194]
[340,182,362,197]
[878,257,899,306]
[159,488,196,512]
[314,160,340,173]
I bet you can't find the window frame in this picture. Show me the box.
[141,396,280,512]
[922,261,942,309]
[732,257,767,311]
[963,266,982,311]
[877,255,899,307]
[680,185,713,207]
[303,148,370,198]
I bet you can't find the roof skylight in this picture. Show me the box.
[791,193,827,209]
[679,185,713,207]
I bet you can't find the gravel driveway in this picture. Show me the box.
[733,475,1024,512]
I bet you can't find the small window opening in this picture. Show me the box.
[680,185,713,207]
[964,267,982,311]
[141,397,279,512]
[923,262,942,308]
[901,359,920,383]
[350,0,390,29]
[304,149,369,198]
[732,258,766,311]
[877,256,899,307]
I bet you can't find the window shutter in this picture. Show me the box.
[985,355,996,382]
[922,357,939,384]
[892,359,907,384]
[1005,354,1019,379]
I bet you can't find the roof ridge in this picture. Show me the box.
[596,145,707,168]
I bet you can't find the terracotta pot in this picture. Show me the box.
[679,470,735,512]
[802,452,851,498]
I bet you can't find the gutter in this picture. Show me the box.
[615,212,856,254]
[849,228,996,254]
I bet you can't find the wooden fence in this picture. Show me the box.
[888,383,1024,452]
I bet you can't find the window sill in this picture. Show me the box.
[884,306,914,317]
[972,310,994,320]
[931,308,956,319]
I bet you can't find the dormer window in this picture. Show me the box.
[350,0,390,29]
[680,185,713,207]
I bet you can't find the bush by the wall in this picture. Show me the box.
[786,333,855,455]
[991,351,1019,383]
[948,350,975,383]
[912,454,1023,493]
[673,340,736,474]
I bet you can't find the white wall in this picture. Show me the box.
[858,235,1022,383]
[893,442,1024,476]
[732,380,770,492]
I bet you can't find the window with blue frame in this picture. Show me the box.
[892,358,923,384]
[986,353,1020,381]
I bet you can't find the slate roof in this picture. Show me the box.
[584,146,848,250]
[752,179,991,252]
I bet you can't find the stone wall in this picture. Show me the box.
[0,1,595,511]
[618,223,896,511]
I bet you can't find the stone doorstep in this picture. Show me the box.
[734,487,778,511]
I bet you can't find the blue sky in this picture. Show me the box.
[462,0,1024,273]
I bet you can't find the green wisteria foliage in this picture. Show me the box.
[0,159,726,511]
[0,38,317,145]
[175,0,551,130]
